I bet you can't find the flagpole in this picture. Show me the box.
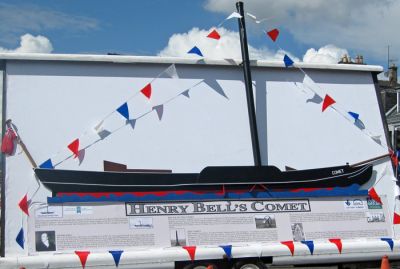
[236,1,262,166]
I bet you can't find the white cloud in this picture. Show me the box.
[204,0,399,63]
[158,27,299,62]
[0,34,53,53]
[303,45,348,64]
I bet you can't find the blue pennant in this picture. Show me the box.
[109,250,124,267]
[219,245,232,260]
[348,111,359,122]
[381,238,394,251]
[301,240,314,255]
[16,228,24,249]
[39,159,54,169]
[188,46,203,57]
[117,102,129,120]
[283,54,294,67]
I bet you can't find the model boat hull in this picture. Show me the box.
[34,164,373,194]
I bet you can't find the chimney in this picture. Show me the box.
[389,63,398,88]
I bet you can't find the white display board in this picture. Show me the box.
[1,56,398,257]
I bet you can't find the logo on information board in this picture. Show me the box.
[367,198,383,209]
[344,198,366,210]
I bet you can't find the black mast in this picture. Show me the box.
[236,1,262,166]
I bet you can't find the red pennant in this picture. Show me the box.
[207,29,221,40]
[267,28,279,42]
[75,251,90,269]
[394,212,400,224]
[182,246,196,261]
[322,94,336,112]
[18,194,29,216]
[68,139,80,158]
[140,83,152,99]
[281,241,294,256]
[389,149,399,168]
[368,187,382,204]
[1,127,17,155]
[329,238,342,254]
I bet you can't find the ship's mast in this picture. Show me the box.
[236,1,262,166]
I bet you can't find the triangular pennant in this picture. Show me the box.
[322,94,336,112]
[219,245,232,260]
[39,159,54,169]
[283,54,294,68]
[153,105,164,121]
[182,246,196,261]
[281,241,295,256]
[18,194,29,216]
[301,240,314,255]
[16,228,24,249]
[188,46,203,57]
[267,29,279,42]
[164,64,179,79]
[394,212,400,224]
[381,238,394,251]
[329,238,342,254]
[128,119,136,130]
[140,83,152,99]
[116,102,129,120]
[368,187,382,204]
[75,251,90,269]
[182,90,190,98]
[94,120,104,132]
[109,250,124,267]
[348,111,359,122]
[207,29,221,40]
[68,138,80,158]
[226,12,242,20]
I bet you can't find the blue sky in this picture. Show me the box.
[0,0,399,70]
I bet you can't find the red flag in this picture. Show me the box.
[207,29,221,40]
[68,139,80,158]
[329,238,342,254]
[368,187,382,204]
[18,194,29,216]
[1,127,17,155]
[389,149,399,168]
[182,246,196,261]
[141,83,152,99]
[394,212,400,224]
[322,94,336,112]
[281,241,294,256]
[75,251,90,269]
[267,29,279,42]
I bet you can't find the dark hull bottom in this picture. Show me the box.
[34,164,373,195]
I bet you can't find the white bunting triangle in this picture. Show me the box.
[226,12,242,20]
[164,64,179,79]
[182,90,190,98]
[153,105,164,120]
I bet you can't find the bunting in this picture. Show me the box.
[348,111,360,122]
[322,94,336,112]
[182,90,190,98]
[153,105,164,121]
[219,245,232,260]
[140,83,152,99]
[68,138,80,158]
[116,103,129,120]
[381,238,394,251]
[109,250,124,267]
[368,187,382,204]
[283,54,294,68]
[226,12,242,20]
[39,159,54,169]
[188,46,203,57]
[301,240,314,255]
[281,241,295,256]
[18,194,29,216]
[16,228,24,249]
[182,246,197,261]
[394,212,400,224]
[207,29,221,40]
[164,64,179,79]
[329,238,342,254]
[75,251,90,269]
[267,29,279,42]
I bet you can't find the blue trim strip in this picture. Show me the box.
[47,184,367,203]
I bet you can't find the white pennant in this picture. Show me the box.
[246,12,271,24]
[182,90,190,98]
[164,64,179,79]
[94,120,104,132]
[153,105,164,120]
[226,12,242,20]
